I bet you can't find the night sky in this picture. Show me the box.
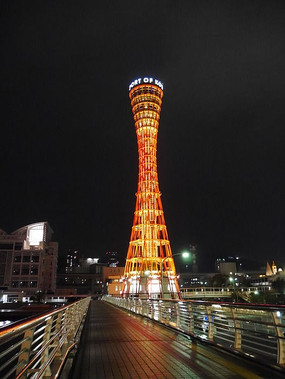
[1,1,285,271]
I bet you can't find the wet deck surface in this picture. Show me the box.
[69,300,280,378]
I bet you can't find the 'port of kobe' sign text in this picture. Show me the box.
[129,77,164,91]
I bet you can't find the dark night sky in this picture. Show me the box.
[1,1,285,271]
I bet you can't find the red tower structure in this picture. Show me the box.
[122,77,180,299]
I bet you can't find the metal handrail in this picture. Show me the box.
[103,296,285,370]
[0,297,90,379]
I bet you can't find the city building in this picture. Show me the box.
[0,222,58,297]
[57,257,106,295]
[105,251,119,267]
[179,272,216,288]
[103,266,125,296]
[66,249,81,272]
[266,261,278,276]
[215,256,240,275]
[250,260,284,290]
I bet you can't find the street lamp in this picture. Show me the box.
[229,276,234,292]
[161,251,190,299]
[229,276,239,302]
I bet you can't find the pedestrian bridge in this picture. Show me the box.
[0,297,284,378]
[180,286,258,301]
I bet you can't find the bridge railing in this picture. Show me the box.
[103,296,285,370]
[0,297,90,379]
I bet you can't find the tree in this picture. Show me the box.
[249,290,281,305]
[238,276,252,287]
[208,274,228,287]
[271,278,285,294]
[30,291,44,303]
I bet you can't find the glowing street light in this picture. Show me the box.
[181,251,190,259]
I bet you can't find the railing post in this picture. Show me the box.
[142,299,146,316]
[188,303,194,335]
[159,300,165,322]
[66,304,77,343]
[176,302,180,329]
[231,307,242,350]
[16,328,34,377]
[61,308,69,346]
[206,306,214,341]
[41,316,53,377]
[74,301,80,330]
[147,299,151,317]
[271,311,285,365]
[157,300,162,322]
[51,311,63,357]
[151,300,156,320]
[137,299,142,315]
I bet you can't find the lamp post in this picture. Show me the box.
[161,251,190,299]
[229,276,234,293]
[229,276,238,302]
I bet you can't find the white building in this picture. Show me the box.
[0,222,58,296]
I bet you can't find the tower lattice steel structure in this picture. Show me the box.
[122,77,180,299]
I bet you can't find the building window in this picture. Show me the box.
[23,256,31,263]
[21,266,29,275]
[19,281,28,288]
[30,266,38,275]
[0,243,13,249]
[14,255,21,263]
[12,267,20,275]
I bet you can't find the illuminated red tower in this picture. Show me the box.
[122,77,180,299]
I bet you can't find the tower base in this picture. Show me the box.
[122,275,181,299]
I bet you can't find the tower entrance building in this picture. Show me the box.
[122,77,180,299]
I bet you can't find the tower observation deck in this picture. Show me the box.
[122,77,180,299]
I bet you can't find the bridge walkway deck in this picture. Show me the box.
[68,300,281,379]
